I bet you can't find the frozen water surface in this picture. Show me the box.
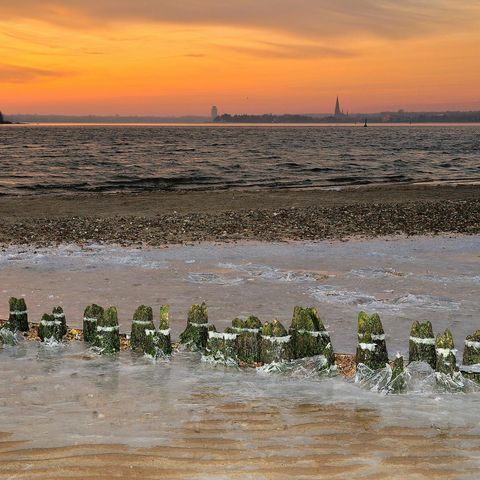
[1,236,480,478]
[1,235,479,354]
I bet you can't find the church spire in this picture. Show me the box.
[334,96,341,116]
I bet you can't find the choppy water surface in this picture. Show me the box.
[0,124,479,194]
[1,235,480,478]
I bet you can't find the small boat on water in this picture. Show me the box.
[364,119,368,127]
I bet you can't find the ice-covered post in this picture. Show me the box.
[289,307,334,365]
[157,305,172,355]
[83,304,104,343]
[8,297,29,332]
[388,354,406,394]
[206,326,240,364]
[233,316,262,365]
[356,311,389,370]
[38,313,63,342]
[409,320,436,368]
[130,305,155,352]
[260,319,292,365]
[435,329,458,376]
[52,306,67,337]
[93,306,120,354]
[179,302,210,351]
[463,330,480,366]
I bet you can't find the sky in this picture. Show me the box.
[1,1,480,116]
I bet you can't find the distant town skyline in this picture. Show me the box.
[1,1,479,115]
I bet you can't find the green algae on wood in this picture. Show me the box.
[435,329,458,376]
[38,313,63,342]
[205,326,240,365]
[289,307,334,365]
[93,306,120,354]
[463,330,480,366]
[156,305,173,355]
[8,297,29,332]
[83,304,104,344]
[409,320,436,368]
[52,306,68,338]
[130,305,155,352]
[179,302,210,351]
[388,355,407,394]
[260,319,293,365]
[356,311,389,370]
[233,316,262,365]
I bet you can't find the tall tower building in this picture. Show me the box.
[334,96,342,116]
[211,106,218,121]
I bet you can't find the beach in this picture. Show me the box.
[1,184,480,479]
[0,183,479,246]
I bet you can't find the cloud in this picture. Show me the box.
[221,42,355,59]
[1,1,479,41]
[0,64,64,82]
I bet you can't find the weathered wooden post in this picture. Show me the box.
[83,304,104,343]
[289,307,334,366]
[356,311,389,370]
[8,297,29,332]
[180,302,210,351]
[409,320,436,368]
[38,313,63,342]
[260,319,292,364]
[93,306,120,354]
[130,305,155,352]
[233,316,262,365]
[435,329,458,376]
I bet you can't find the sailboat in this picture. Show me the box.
[363,118,368,127]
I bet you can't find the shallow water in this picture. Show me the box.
[1,236,480,479]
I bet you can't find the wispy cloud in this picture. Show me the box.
[0,64,65,82]
[1,1,479,41]
[220,41,355,59]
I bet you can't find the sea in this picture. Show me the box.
[0,123,479,195]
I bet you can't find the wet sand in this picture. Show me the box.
[1,404,479,480]
[0,184,479,245]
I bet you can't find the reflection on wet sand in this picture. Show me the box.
[1,399,479,480]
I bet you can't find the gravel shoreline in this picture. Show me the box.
[1,197,479,246]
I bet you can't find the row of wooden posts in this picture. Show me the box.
[3,297,480,385]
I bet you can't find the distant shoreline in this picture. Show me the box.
[0,183,478,246]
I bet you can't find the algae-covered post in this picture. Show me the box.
[157,305,172,355]
[93,306,120,354]
[8,297,29,332]
[130,305,155,352]
[260,319,292,365]
[83,304,104,343]
[289,307,334,365]
[435,329,458,376]
[409,320,436,368]
[38,313,63,342]
[388,354,406,394]
[52,306,68,337]
[233,316,262,365]
[179,302,210,351]
[206,325,240,364]
[356,311,389,370]
[463,330,480,366]
[143,305,173,358]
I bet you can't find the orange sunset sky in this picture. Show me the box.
[1,1,480,116]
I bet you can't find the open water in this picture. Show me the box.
[0,124,479,195]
